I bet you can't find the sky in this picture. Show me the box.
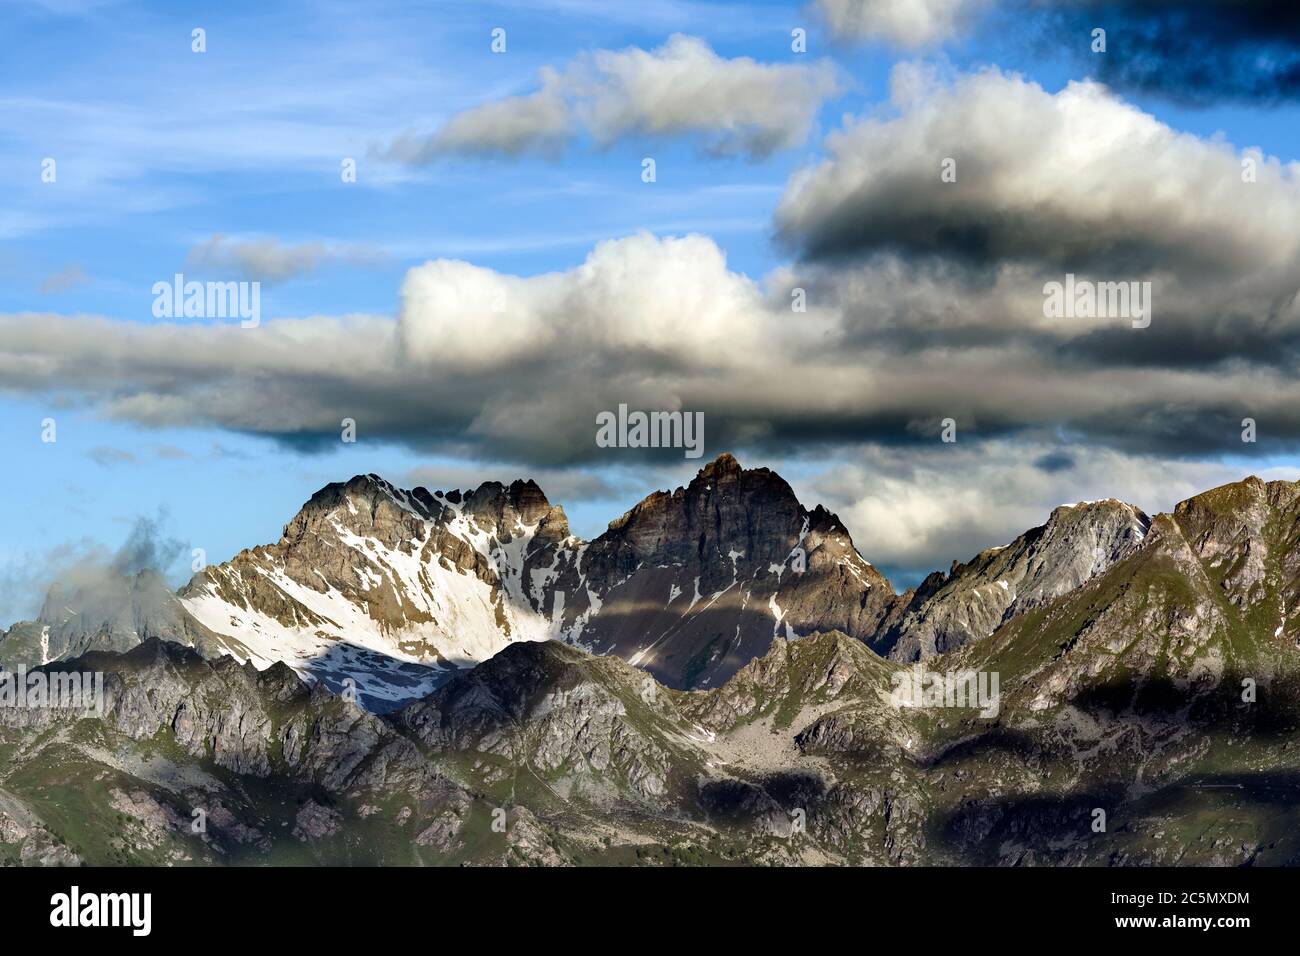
[3,0,1300,621]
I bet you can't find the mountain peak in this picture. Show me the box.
[1047,497,1150,532]
[1173,473,1295,517]
[876,494,1151,661]
[699,451,743,478]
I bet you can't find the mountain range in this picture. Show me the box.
[2,454,1298,866]
[0,453,1160,708]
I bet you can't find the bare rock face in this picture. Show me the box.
[293,800,343,841]
[414,808,466,852]
[502,807,570,867]
[541,453,896,689]
[876,498,1151,661]
[19,834,80,867]
[1172,476,1300,631]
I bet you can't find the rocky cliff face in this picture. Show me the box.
[537,453,896,690]
[1172,476,1300,633]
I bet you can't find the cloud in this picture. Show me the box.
[384,35,841,161]
[772,64,1300,382]
[4,71,1300,468]
[1032,450,1074,474]
[0,538,102,626]
[815,1,1300,103]
[777,64,1300,276]
[109,512,186,577]
[0,513,185,625]
[3,207,1300,468]
[386,70,572,161]
[39,263,88,294]
[185,235,386,285]
[814,0,987,47]
[1044,0,1300,103]
[88,445,136,467]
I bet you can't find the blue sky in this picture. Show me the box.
[3,0,1300,620]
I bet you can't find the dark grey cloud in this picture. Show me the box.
[1049,1,1300,103]
[1033,450,1074,474]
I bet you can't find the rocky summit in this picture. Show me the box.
[2,460,1300,866]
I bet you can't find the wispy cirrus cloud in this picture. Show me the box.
[87,445,136,467]
[39,263,88,294]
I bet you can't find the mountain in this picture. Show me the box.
[164,454,894,707]
[0,633,947,865]
[157,454,1161,704]
[175,473,568,710]
[953,475,1300,712]
[531,453,896,688]
[873,498,1151,661]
